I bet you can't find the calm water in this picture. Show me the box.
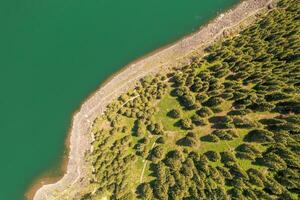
[0,0,239,199]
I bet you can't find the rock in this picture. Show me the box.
[267,3,274,9]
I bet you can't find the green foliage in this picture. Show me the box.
[265,92,290,101]
[149,145,165,162]
[177,132,199,147]
[139,183,153,199]
[83,1,300,199]
[191,114,208,126]
[135,119,146,137]
[244,129,274,143]
[168,108,181,118]
[181,93,196,108]
[156,136,166,144]
[228,109,251,116]
[248,101,275,112]
[205,150,220,162]
[221,151,237,164]
[233,116,257,128]
[203,96,224,107]
[202,134,220,143]
[212,129,234,141]
[197,106,213,117]
[179,118,194,130]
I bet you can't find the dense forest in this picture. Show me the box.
[80,0,300,199]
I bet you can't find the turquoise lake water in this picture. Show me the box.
[0,0,239,199]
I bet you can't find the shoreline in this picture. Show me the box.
[25,127,71,200]
[31,0,276,199]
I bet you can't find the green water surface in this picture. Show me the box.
[0,0,239,199]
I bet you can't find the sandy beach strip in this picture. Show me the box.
[32,0,276,199]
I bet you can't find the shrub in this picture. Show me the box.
[248,173,264,187]
[278,114,300,124]
[220,92,234,100]
[220,151,236,164]
[205,151,220,162]
[248,101,275,112]
[203,97,224,107]
[275,100,300,114]
[265,92,290,101]
[202,134,220,143]
[181,94,196,108]
[196,93,208,103]
[198,71,211,81]
[177,135,198,147]
[197,107,213,117]
[259,152,287,171]
[172,88,183,97]
[223,81,238,88]
[214,69,230,78]
[168,108,181,118]
[135,120,146,137]
[210,116,234,129]
[264,177,284,195]
[172,73,185,86]
[230,178,246,189]
[139,137,149,144]
[185,75,195,87]
[216,166,232,179]
[149,145,165,162]
[191,82,203,92]
[156,136,166,144]
[211,115,232,123]
[177,132,198,147]
[164,150,184,169]
[208,63,223,72]
[191,115,208,126]
[153,123,163,135]
[244,129,274,143]
[227,129,239,138]
[234,98,252,107]
[231,92,247,101]
[228,109,251,116]
[229,164,249,180]
[119,93,129,102]
[211,106,223,113]
[236,143,260,154]
[236,151,255,160]
[180,118,194,130]
[233,117,257,128]
[138,183,153,199]
[259,118,285,125]
[212,130,233,140]
[147,122,163,135]
[186,131,197,138]
[192,102,201,109]
[207,90,221,97]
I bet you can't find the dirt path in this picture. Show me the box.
[140,142,156,183]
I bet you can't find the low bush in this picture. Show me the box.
[191,115,208,126]
[205,151,220,162]
[168,108,181,118]
[180,118,194,130]
[197,107,213,117]
[244,129,274,143]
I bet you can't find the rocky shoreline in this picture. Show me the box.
[33,0,276,199]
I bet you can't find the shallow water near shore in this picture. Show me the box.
[0,0,239,199]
